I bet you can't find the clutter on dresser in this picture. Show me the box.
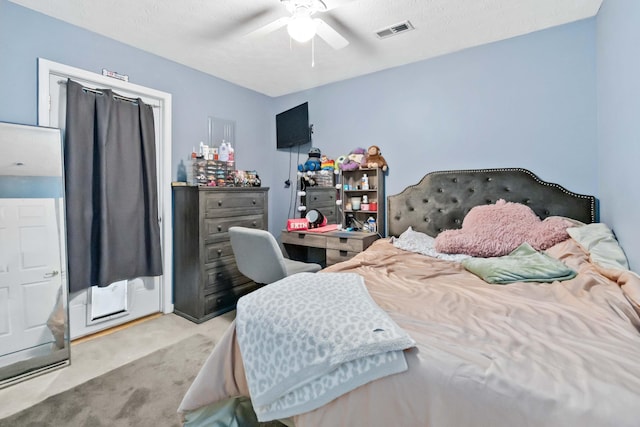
[183,142,260,187]
[232,170,261,187]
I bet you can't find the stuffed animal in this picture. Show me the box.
[339,147,366,171]
[334,155,347,171]
[320,154,335,170]
[298,147,322,172]
[362,145,389,172]
[298,171,317,190]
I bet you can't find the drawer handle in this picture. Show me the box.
[313,196,317,201]
[340,250,348,256]
[218,200,223,206]
[252,221,257,227]
[217,225,222,232]
[252,199,256,205]
[339,237,348,243]
[217,249,222,256]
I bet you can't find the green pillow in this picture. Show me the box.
[462,243,576,285]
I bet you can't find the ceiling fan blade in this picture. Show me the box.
[321,13,375,53]
[236,7,277,27]
[321,0,357,12]
[245,16,290,39]
[315,18,349,50]
[196,6,277,42]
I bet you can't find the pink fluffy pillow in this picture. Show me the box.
[434,199,571,257]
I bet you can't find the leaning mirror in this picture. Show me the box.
[0,121,70,387]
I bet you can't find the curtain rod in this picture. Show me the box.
[57,80,160,108]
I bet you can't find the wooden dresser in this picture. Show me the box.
[172,186,269,323]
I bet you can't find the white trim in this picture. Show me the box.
[37,58,174,315]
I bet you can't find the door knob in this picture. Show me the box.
[44,270,59,278]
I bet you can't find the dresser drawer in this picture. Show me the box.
[203,261,250,294]
[311,203,337,219]
[204,281,261,316]
[326,249,359,265]
[281,231,327,248]
[202,192,265,218]
[203,214,265,242]
[204,290,238,316]
[203,241,234,266]
[326,236,367,252]
[306,188,336,205]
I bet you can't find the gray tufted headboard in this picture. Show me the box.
[387,168,597,238]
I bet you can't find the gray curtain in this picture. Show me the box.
[65,79,163,293]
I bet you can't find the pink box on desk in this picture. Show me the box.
[286,218,309,231]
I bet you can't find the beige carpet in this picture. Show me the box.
[0,334,215,427]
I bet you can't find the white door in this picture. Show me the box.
[43,65,167,339]
[0,199,63,367]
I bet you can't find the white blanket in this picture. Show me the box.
[236,272,415,421]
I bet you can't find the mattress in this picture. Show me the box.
[179,236,640,426]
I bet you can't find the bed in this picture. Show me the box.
[178,168,640,427]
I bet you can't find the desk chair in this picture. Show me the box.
[229,227,321,285]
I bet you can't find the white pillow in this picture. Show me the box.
[567,223,629,271]
[392,227,470,262]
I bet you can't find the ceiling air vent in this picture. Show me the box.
[376,20,415,39]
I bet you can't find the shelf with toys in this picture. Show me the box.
[338,145,388,235]
[291,145,388,235]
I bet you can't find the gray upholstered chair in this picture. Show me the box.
[229,226,321,285]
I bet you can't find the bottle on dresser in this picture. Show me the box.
[362,174,369,190]
[367,216,377,233]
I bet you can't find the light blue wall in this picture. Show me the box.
[596,0,640,270]
[0,0,273,206]
[271,20,598,238]
[0,177,62,198]
[6,1,623,268]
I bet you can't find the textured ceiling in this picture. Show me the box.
[10,0,602,97]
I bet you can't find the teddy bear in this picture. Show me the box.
[339,147,366,171]
[362,145,388,172]
[297,147,322,172]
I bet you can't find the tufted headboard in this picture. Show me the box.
[387,168,597,238]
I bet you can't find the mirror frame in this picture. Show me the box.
[0,121,70,388]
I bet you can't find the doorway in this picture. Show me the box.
[37,59,173,339]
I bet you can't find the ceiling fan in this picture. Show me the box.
[246,0,350,50]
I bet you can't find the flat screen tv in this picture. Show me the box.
[276,102,310,149]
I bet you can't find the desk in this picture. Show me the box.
[281,229,380,267]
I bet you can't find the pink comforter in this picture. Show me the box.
[179,238,640,427]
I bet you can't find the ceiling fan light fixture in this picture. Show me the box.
[287,12,317,43]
